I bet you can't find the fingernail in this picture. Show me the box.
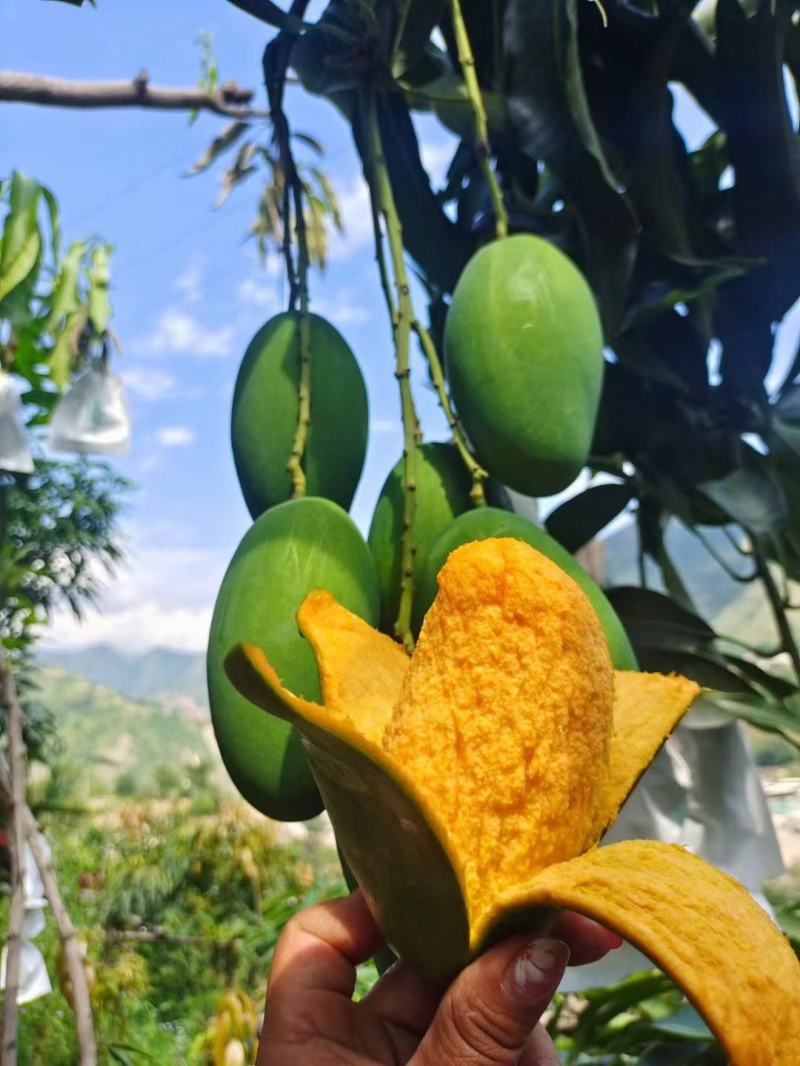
[506,938,570,998]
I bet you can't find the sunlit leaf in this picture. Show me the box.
[87,244,112,334]
[186,122,250,176]
[545,483,634,554]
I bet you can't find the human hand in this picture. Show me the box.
[255,890,621,1065]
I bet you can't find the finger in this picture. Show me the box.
[411,936,569,1066]
[268,891,384,1006]
[552,911,623,966]
[361,959,444,1035]
[520,1023,561,1066]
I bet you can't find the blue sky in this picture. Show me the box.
[4,1,799,652]
[3,0,459,651]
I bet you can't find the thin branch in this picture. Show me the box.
[0,653,25,1066]
[449,0,508,239]
[0,71,266,119]
[687,524,758,583]
[411,320,487,506]
[756,546,800,684]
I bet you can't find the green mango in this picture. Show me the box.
[231,312,368,518]
[444,234,604,496]
[418,507,637,670]
[367,442,473,634]
[207,496,379,820]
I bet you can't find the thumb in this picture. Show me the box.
[411,937,569,1066]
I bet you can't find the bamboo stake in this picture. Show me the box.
[1,653,25,1066]
[0,663,97,1066]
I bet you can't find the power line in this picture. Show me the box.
[68,143,207,230]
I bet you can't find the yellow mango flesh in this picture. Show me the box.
[224,535,800,1066]
[383,538,614,924]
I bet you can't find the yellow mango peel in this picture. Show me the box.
[226,537,800,1066]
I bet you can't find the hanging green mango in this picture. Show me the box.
[367,442,473,634]
[445,234,604,496]
[231,312,368,518]
[207,496,379,821]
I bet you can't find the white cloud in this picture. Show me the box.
[238,277,282,313]
[313,293,373,327]
[132,308,234,359]
[370,417,400,434]
[175,261,204,304]
[121,366,177,401]
[156,425,195,448]
[329,176,373,261]
[44,601,212,653]
[43,542,227,652]
[420,138,455,188]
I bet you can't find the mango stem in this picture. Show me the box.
[411,320,487,507]
[450,0,508,241]
[364,91,418,652]
[265,33,311,499]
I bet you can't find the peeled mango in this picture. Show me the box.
[207,496,379,821]
[418,507,637,670]
[445,234,604,496]
[231,312,368,518]
[227,538,800,1065]
[368,443,472,634]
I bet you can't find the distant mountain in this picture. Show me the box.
[39,643,207,707]
[602,518,747,621]
[31,667,219,794]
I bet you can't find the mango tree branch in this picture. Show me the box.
[0,652,25,1066]
[449,0,508,240]
[0,71,266,119]
[365,92,419,652]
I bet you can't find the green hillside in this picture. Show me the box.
[31,667,217,796]
[38,644,208,706]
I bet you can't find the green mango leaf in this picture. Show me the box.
[226,0,306,32]
[402,70,507,145]
[393,0,446,78]
[0,228,40,303]
[50,310,87,390]
[545,482,634,553]
[186,121,250,177]
[0,172,42,302]
[87,244,112,334]
[607,586,716,652]
[699,450,787,535]
[503,0,637,332]
[711,692,800,748]
[46,240,86,329]
[650,1006,713,1041]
